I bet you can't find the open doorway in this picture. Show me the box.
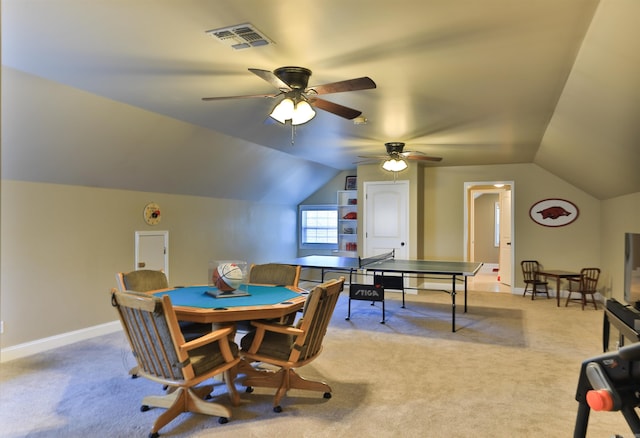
[464,181,514,291]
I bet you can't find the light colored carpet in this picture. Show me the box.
[0,289,633,437]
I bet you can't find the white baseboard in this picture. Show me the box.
[0,320,122,363]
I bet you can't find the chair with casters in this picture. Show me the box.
[116,270,211,341]
[521,260,549,300]
[248,263,301,288]
[248,263,302,325]
[239,276,345,413]
[116,269,169,292]
[116,270,212,380]
[111,289,240,438]
[565,268,601,310]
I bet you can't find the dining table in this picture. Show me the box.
[538,269,580,307]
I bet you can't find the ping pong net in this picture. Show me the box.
[358,249,395,268]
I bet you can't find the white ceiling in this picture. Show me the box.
[2,0,639,200]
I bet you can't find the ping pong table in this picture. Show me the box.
[277,251,483,332]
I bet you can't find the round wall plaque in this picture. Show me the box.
[529,198,579,227]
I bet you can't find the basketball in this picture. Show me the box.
[212,262,244,291]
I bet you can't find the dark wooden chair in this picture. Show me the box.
[521,260,549,299]
[111,289,240,438]
[565,267,601,310]
[239,277,345,412]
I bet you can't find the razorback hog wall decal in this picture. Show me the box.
[537,206,571,219]
[529,199,579,227]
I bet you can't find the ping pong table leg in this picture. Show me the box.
[451,275,456,332]
[464,277,468,313]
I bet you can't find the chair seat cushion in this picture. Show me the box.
[190,341,239,376]
[240,330,294,361]
[179,321,212,341]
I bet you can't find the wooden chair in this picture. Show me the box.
[116,270,211,341]
[248,263,302,324]
[111,289,240,438]
[565,268,601,310]
[239,277,345,412]
[521,260,549,299]
[248,263,301,287]
[116,269,169,292]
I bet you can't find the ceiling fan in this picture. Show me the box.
[357,142,443,172]
[202,66,376,125]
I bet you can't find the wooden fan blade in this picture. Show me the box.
[404,154,443,162]
[308,77,376,95]
[202,93,279,101]
[309,98,362,119]
[358,155,388,159]
[249,68,291,91]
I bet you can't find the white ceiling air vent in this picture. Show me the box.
[205,23,274,50]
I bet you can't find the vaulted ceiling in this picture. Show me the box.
[2,0,639,201]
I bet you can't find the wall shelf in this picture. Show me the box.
[337,190,358,255]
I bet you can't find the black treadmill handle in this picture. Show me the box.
[618,341,640,360]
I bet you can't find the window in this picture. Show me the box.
[299,205,338,249]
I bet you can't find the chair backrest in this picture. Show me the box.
[579,268,600,292]
[111,290,191,382]
[116,269,169,292]
[521,260,541,282]
[289,277,344,364]
[248,263,301,287]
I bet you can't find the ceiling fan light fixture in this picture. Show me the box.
[269,98,295,123]
[382,156,408,172]
[291,100,316,125]
[269,97,316,125]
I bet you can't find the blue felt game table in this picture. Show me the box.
[152,284,306,324]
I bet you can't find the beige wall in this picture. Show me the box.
[600,192,640,301]
[2,169,638,351]
[474,193,500,264]
[355,162,607,290]
[0,180,297,348]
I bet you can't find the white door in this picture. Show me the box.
[498,190,512,286]
[135,231,169,278]
[363,181,409,258]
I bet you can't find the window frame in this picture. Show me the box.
[298,205,339,250]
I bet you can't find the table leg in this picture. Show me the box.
[464,277,468,313]
[451,275,456,333]
[556,277,561,307]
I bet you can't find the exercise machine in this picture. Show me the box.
[574,341,640,437]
